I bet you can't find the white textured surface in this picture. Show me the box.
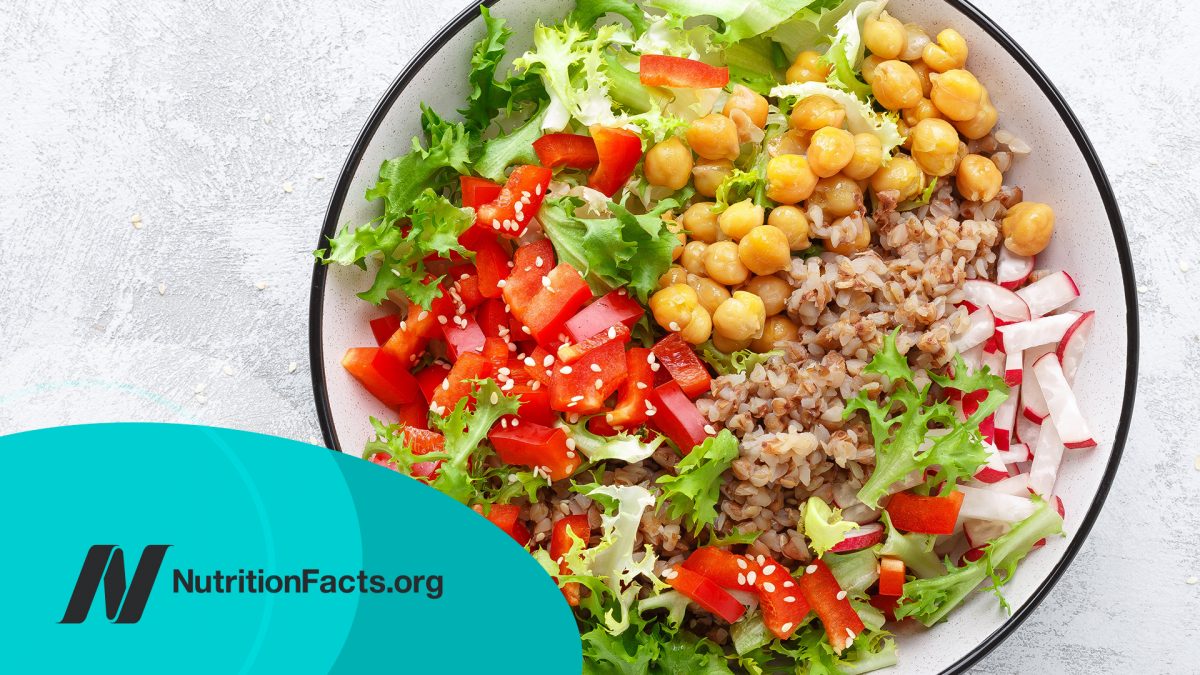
[0,0,1196,672]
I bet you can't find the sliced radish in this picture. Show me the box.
[974,443,1009,483]
[830,522,885,553]
[1004,350,1022,387]
[1015,413,1042,447]
[995,312,1080,353]
[996,248,1034,289]
[1032,352,1096,449]
[959,343,984,372]
[1020,344,1055,423]
[963,518,1010,548]
[1015,271,1080,317]
[961,279,1031,322]
[993,384,1019,450]
[970,473,1031,497]
[1057,310,1095,384]
[981,346,1005,379]
[1027,418,1064,496]
[955,305,996,353]
[957,484,1038,523]
[996,443,1031,464]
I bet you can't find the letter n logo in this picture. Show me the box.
[60,545,171,624]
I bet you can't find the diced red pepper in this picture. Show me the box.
[557,323,631,364]
[482,337,511,372]
[441,314,486,361]
[587,416,621,437]
[525,346,556,386]
[522,264,593,347]
[665,565,746,624]
[367,426,444,479]
[607,347,655,430]
[475,165,553,238]
[533,133,600,170]
[877,557,906,597]
[798,560,865,654]
[488,421,581,481]
[587,126,643,197]
[564,289,645,343]
[414,362,452,403]
[395,400,429,430]
[648,381,713,453]
[369,314,402,346]
[341,347,420,407]
[680,547,758,591]
[503,239,556,312]
[639,54,730,89]
[482,503,531,546]
[550,341,627,414]
[477,298,509,338]
[458,224,495,252]
[430,351,492,413]
[885,490,965,535]
[460,175,503,209]
[549,515,591,607]
[474,237,511,299]
[507,382,555,426]
[756,554,812,640]
[652,333,712,398]
[869,594,901,622]
[449,267,485,311]
[381,294,452,366]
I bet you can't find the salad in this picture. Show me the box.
[317,0,1096,671]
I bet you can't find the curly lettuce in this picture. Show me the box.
[656,430,740,533]
[803,496,859,557]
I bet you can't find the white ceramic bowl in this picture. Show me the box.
[309,1,1138,671]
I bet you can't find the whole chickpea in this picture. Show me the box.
[769,128,811,157]
[807,127,856,178]
[902,98,942,127]
[679,305,713,345]
[712,332,752,354]
[681,202,721,243]
[680,240,709,275]
[713,291,767,342]
[922,28,968,73]
[870,154,925,201]
[751,315,800,352]
[956,154,1003,202]
[1001,202,1055,256]
[738,225,792,276]
[952,88,998,140]
[910,118,960,177]
[825,215,872,255]
[686,114,740,161]
[644,137,694,190]
[649,283,699,332]
[861,54,885,85]
[687,274,732,315]
[910,60,934,97]
[790,95,847,132]
[722,84,769,129]
[863,11,905,60]
[809,175,864,218]
[767,205,812,250]
[693,159,734,197]
[786,50,831,84]
[766,154,819,205]
[871,60,923,111]
[898,23,931,61]
[843,133,884,180]
[743,275,792,316]
[703,241,751,286]
[930,69,983,121]
[718,199,765,240]
[659,265,688,289]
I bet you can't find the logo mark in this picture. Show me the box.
[60,545,171,624]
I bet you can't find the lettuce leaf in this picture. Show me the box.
[803,496,859,557]
[824,546,881,594]
[820,0,885,100]
[514,22,622,131]
[570,0,649,36]
[698,342,782,376]
[559,416,664,464]
[648,0,825,44]
[706,527,763,547]
[475,105,550,182]
[878,511,945,579]
[656,430,740,533]
[459,7,545,133]
[769,81,905,159]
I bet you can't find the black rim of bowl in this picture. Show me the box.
[308,1,1139,671]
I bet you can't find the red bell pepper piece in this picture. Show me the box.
[648,381,713,453]
[665,564,746,624]
[474,237,511,299]
[369,314,402,346]
[756,554,812,640]
[449,267,485,311]
[557,323,631,365]
[549,515,591,606]
[652,333,712,398]
[414,362,452,403]
[477,298,510,338]
[606,347,654,430]
[395,400,429,430]
[341,347,420,407]
[869,594,901,622]
[508,382,555,426]
[587,126,642,197]
[524,346,556,386]
[550,341,627,414]
[475,165,553,238]
[441,314,486,362]
[488,421,581,481]
[877,556,906,597]
[680,547,759,591]
[381,294,452,366]
[798,560,865,654]
[503,239,556,313]
[533,133,600,169]
[460,175,503,209]
[482,337,511,372]
[564,289,645,343]
[367,426,444,479]
[482,503,531,546]
[523,263,593,346]
[639,54,730,89]
[430,351,492,414]
[885,490,965,535]
[587,416,621,437]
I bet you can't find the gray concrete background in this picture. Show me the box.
[1,1,1197,672]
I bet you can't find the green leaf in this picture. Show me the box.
[656,430,740,533]
[824,546,881,595]
[559,416,664,464]
[698,342,782,376]
[458,7,545,133]
[475,105,550,182]
[706,527,763,547]
[569,0,649,35]
[878,511,945,579]
[818,0,886,100]
[803,496,859,557]
[897,176,938,211]
[367,105,473,226]
[649,0,825,44]
[514,21,623,131]
[714,169,763,213]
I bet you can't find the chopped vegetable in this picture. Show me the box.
[665,564,746,624]
[341,347,420,408]
[533,132,600,169]
[651,333,713,398]
[648,380,714,454]
[797,559,865,654]
[656,429,738,532]
[803,496,859,557]
[638,54,730,88]
[475,164,553,238]
[886,490,965,535]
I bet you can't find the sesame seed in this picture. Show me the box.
[845,628,856,640]
[442,380,450,390]
[510,418,519,426]
[607,327,617,339]
[500,418,509,429]
[570,395,584,402]
[746,571,757,585]
[288,362,298,374]
[836,590,847,600]
[437,315,448,325]
[1188,576,1198,585]
[543,355,555,367]
[566,451,576,459]
[764,581,778,593]
[130,214,143,229]
[783,580,794,588]
[524,357,536,367]
[521,190,531,199]
[491,219,501,230]
[704,424,716,435]
[498,367,510,376]
[784,596,796,603]
[255,280,268,290]
[496,279,507,288]
[756,555,766,565]
[282,181,294,193]
[514,201,524,215]
[534,183,542,195]
[560,366,573,374]
[805,565,817,574]
[737,573,746,586]
[594,379,603,389]
[565,438,576,451]
[222,365,234,376]
[636,382,647,390]
[541,276,552,288]
[507,473,518,483]
[417,311,429,321]
[567,401,576,408]
[762,564,776,576]
[567,413,580,423]
[650,363,660,372]
[590,364,602,372]
[736,558,748,570]
[490,392,499,405]
[780,622,793,633]
[522,326,531,334]
[530,381,542,391]
[157,283,166,296]
[668,322,680,332]
[605,413,614,422]
[647,353,657,363]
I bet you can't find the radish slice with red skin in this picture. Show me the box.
[1015,271,1080,317]
[996,248,1034,289]
[996,443,1031,464]
[1032,352,1096,449]
[954,306,995,353]
[829,522,885,553]
[963,518,1010,548]
[1015,414,1042,448]
[993,383,1019,450]
[957,484,1038,523]
[1027,418,1065,496]
[1003,350,1022,387]
[1020,344,1055,423]
[961,279,1031,322]
[995,312,1080,353]
[970,473,1032,497]
[974,443,1009,483]
[1057,310,1095,384]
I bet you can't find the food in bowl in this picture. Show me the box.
[315,0,1098,670]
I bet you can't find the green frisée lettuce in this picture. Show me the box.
[698,342,782,375]
[569,0,650,36]
[897,176,938,211]
[649,0,827,44]
[878,511,945,579]
[515,22,624,131]
[803,496,859,557]
[656,430,740,533]
[460,7,545,132]
[770,81,905,158]
[559,416,665,463]
[825,547,882,594]
[820,0,885,99]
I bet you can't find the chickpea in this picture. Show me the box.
[744,275,792,316]
[956,154,1003,202]
[825,215,872,255]
[863,11,905,60]
[723,84,769,129]
[861,54,885,85]
[681,202,720,243]
[898,23,931,61]
[649,283,699,332]
[680,240,709,275]
[769,128,811,157]
[644,137,694,190]
[738,225,791,276]
[686,114,740,161]
[870,154,925,201]
[751,315,800,352]
[767,206,812,250]
[843,133,884,180]
[790,95,846,132]
[910,118,960,177]
[713,291,767,342]
[679,304,713,345]
[693,159,734,198]
[718,199,765,240]
[930,69,983,121]
[703,240,751,286]
[902,98,942,127]
[953,88,998,140]
[922,28,968,73]
[871,60,923,111]
[766,154,819,204]
[1001,202,1055,256]
[712,332,752,353]
[786,50,831,84]
[810,175,864,218]
[910,60,934,97]
[659,265,688,289]
[687,274,732,315]
[807,127,855,178]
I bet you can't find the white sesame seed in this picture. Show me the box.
[805,564,817,574]
[530,381,542,391]
[417,311,429,321]
[762,564,776,576]
[607,327,617,339]
[737,573,746,586]
[521,326,531,334]
[222,365,234,376]
[1181,260,1191,272]
[507,473,518,483]
[836,590,847,601]
[703,424,716,435]
[650,363,660,372]
[668,322,680,332]
[570,395,584,402]
[543,355,555,367]
[524,357,536,366]
[594,379,603,389]
[514,201,524,215]
[510,418,518,426]
[780,622,793,633]
[567,401,576,408]
[784,596,796,603]
[567,413,580,423]
[490,392,499,405]
[534,183,542,195]
[130,214,143,229]
[636,382,647,390]
[590,363,602,372]
[783,580,794,588]
[255,280,268,290]
[282,181,294,193]
[1188,576,1198,585]
[560,366,573,374]
[845,627,856,640]
[500,418,509,429]
[288,362,298,374]
[736,558,748,570]
[442,380,450,390]
[491,219,501,230]
[756,555,766,565]
[746,571,757,585]
[157,283,166,296]
[541,276,552,289]
[437,315,448,325]
[762,581,776,593]
[496,279,507,288]
[565,438,576,451]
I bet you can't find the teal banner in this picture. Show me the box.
[0,424,581,673]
